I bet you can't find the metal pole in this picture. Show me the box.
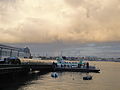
[10,49,12,57]
[17,51,19,57]
[0,48,2,59]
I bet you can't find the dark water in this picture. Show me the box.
[0,61,120,90]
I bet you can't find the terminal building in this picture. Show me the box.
[0,44,31,60]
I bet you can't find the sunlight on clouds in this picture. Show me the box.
[0,0,120,43]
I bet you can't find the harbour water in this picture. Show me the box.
[0,61,120,90]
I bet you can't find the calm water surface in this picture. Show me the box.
[0,61,120,90]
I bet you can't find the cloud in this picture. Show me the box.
[0,0,120,43]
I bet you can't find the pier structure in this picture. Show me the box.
[0,44,54,75]
[0,63,53,75]
[0,44,100,76]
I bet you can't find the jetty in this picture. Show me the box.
[0,44,100,76]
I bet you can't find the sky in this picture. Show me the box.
[0,0,120,43]
[0,0,120,57]
[7,42,120,58]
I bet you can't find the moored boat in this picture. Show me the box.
[51,72,58,78]
[53,57,100,73]
[83,75,92,80]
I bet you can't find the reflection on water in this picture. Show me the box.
[0,61,120,90]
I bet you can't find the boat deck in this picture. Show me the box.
[54,67,100,73]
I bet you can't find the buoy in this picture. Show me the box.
[51,72,58,78]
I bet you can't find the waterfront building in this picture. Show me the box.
[0,44,31,60]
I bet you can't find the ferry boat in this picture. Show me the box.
[53,57,100,73]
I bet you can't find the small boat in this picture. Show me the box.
[51,72,58,78]
[83,75,92,80]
